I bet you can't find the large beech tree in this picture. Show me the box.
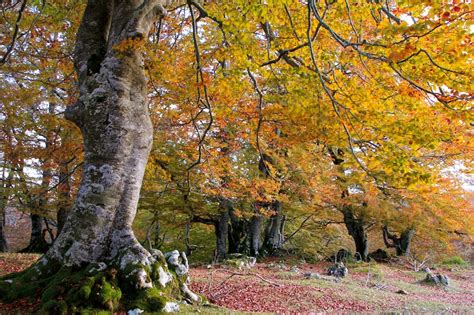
[1,0,200,313]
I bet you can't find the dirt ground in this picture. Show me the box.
[190,259,474,313]
[1,254,473,313]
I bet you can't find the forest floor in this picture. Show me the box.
[0,253,473,314]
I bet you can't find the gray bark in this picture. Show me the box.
[1,3,201,311]
[31,213,45,246]
[399,228,415,256]
[43,0,173,277]
[214,211,229,261]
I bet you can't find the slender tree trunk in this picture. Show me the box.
[249,214,262,257]
[184,223,197,257]
[0,209,7,253]
[0,172,13,252]
[342,207,369,261]
[214,209,229,261]
[0,210,6,252]
[0,213,6,252]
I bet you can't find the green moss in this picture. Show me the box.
[168,267,187,286]
[126,287,168,312]
[1,256,198,313]
[65,277,95,306]
[81,283,93,299]
[123,262,149,277]
[92,276,122,310]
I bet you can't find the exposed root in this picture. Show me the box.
[0,249,201,313]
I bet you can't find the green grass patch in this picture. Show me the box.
[441,256,469,267]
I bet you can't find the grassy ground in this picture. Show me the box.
[1,253,473,313]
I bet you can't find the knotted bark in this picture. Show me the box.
[51,0,161,271]
[382,226,415,256]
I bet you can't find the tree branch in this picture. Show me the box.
[0,0,27,65]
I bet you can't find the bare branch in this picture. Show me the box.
[187,2,214,171]
[397,49,465,75]
[0,0,27,65]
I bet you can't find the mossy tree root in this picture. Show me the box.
[0,250,201,313]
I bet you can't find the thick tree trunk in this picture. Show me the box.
[52,0,157,269]
[228,205,263,257]
[258,153,285,257]
[342,207,369,261]
[262,201,285,255]
[1,1,198,312]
